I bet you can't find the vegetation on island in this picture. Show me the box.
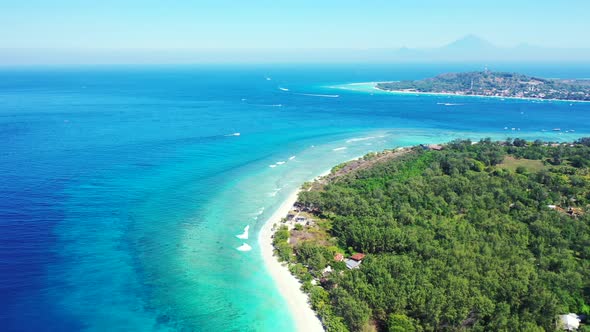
[273,138,590,332]
[376,71,590,101]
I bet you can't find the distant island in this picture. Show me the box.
[376,71,590,101]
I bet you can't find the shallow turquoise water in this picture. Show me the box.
[1,64,589,331]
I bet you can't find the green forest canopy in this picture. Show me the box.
[277,138,590,332]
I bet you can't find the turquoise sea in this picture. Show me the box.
[1,64,590,331]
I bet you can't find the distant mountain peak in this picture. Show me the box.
[442,35,496,50]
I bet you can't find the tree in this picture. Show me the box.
[551,146,564,165]
[513,138,527,147]
[334,292,372,332]
[388,314,416,332]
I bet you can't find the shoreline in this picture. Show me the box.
[373,85,590,104]
[259,187,325,332]
[257,155,375,332]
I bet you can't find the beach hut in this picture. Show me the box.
[345,253,366,269]
[345,259,362,269]
[350,253,366,261]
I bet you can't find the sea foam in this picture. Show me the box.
[237,243,252,251]
[236,225,249,240]
[346,136,375,143]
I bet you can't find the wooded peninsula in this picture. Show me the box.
[273,138,590,332]
[376,72,590,101]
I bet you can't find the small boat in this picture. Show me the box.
[552,128,561,131]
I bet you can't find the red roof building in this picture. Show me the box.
[334,253,344,262]
[350,253,366,261]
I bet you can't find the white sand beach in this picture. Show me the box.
[259,189,325,332]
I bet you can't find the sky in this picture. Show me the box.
[1,0,589,63]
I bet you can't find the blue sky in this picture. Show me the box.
[1,1,589,64]
[1,0,589,49]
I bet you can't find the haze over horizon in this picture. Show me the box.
[1,0,589,64]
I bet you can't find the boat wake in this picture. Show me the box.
[297,93,340,98]
[251,103,284,107]
[225,132,241,136]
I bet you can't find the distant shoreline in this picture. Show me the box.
[371,73,590,105]
[331,82,590,104]
[374,85,590,103]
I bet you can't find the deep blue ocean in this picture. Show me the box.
[1,63,590,331]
